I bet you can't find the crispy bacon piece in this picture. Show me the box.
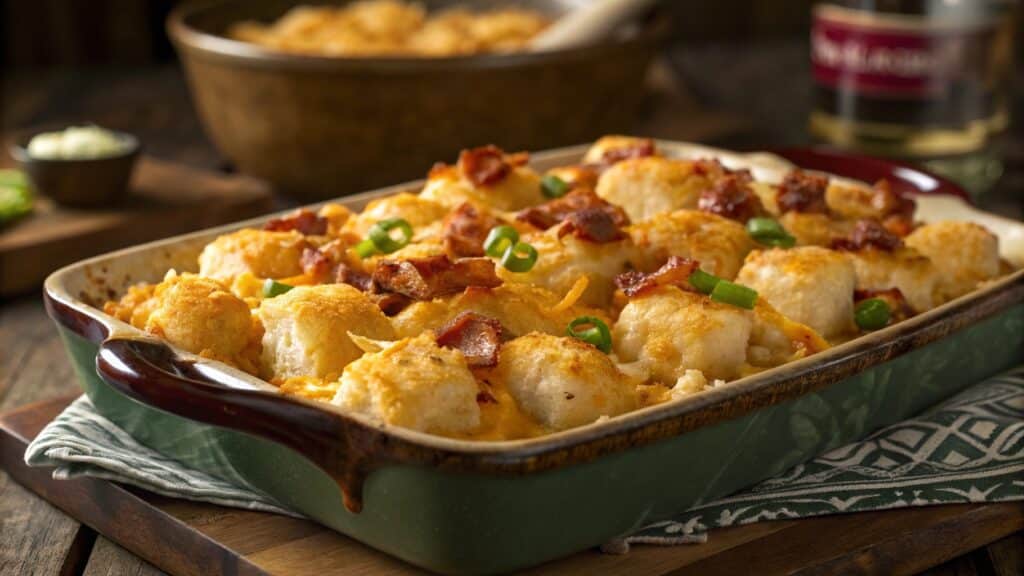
[371,293,412,316]
[872,179,917,237]
[517,188,630,231]
[882,214,917,237]
[692,158,725,177]
[264,209,328,235]
[600,139,656,165]
[334,262,374,292]
[300,247,332,278]
[615,256,700,297]
[692,157,756,179]
[697,174,766,222]
[855,288,915,320]
[435,312,505,368]
[372,255,502,300]
[832,219,903,252]
[459,145,512,187]
[777,169,829,214]
[557,207,627,243]
[442,202,500,257]
[298,250,413,315]
[580,139,657,175]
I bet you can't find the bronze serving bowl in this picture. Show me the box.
[168,0,670,201]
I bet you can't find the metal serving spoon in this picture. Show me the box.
[529,0,661,51]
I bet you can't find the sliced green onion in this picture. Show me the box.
[710,280,758,309]
[541,174,569,198]
[747,217,796,248]
[355,239,378,258]
[366,217,413,254]
[855,298,891,331]
[484,225,520,258]
[688,268,721,295]
[262,279,294,298]
[567,316,612,353]
[499,241,538,273]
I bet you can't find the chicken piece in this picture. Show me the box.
[595,157,709,222]
[582,135,657,164]
[317,203,354,236]
[391,282,607,339]
[198,229,308,282]
[825,180,914,223]
[257,284,395,381]
[263,208,330,236]
[778,211,850,247]
[628,209,754,279]
[746,299,830,368]
[845,247,939,312]
[136,274,260,373]
[905,221,1001,302]
[495,333,637,430]
[737,247,856,339]
[497,227,634,307]
[544,165,599,190]
[341,192,449,239]
[420,165,543,212]
[614,287,753,382]
[420,148,544,211]
[332,333,481,435]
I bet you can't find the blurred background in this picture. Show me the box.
[3,1,831,167]
[1,0,1022,296]
[3,1,1020,183]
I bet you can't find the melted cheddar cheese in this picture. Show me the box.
[102,136,1010,440]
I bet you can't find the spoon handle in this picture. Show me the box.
[529,0,660,52]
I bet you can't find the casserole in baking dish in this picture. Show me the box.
[44,139,1024,574]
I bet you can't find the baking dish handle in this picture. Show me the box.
[770,147,971,201]
[95,336,375,512]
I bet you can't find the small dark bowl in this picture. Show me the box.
[10,130,141,208]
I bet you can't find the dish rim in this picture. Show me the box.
[43,141,1024,464]
[167,0,671,70]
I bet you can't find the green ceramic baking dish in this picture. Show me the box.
[43,142,1024,575]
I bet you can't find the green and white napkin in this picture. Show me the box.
[25,365,1024,550]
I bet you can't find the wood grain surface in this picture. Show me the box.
[0,155,275,297]
[3,396,1024,576]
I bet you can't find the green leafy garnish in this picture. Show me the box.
[0,170,33,224]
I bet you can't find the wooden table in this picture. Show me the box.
[2,47,1023,575]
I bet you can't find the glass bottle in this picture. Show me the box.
[810,0,1018,194]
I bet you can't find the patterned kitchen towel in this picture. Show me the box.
[23,397,297,517]
[24,365,1024,550]
[605,363,1024,552]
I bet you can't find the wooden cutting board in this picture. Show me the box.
[1,396,1022,576]
[0,157,275,297]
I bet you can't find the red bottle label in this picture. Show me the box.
[811,5,997,98]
